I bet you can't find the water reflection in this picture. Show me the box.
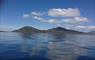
[19,33,49,59]
[49,34,95,60]
[47,41,88,60]
[19,32,95,60]
[20,33,31,53]
[3,32,95,60]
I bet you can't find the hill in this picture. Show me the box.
[88,31,95,35]
[13,26,86,34]
[13,26,41,33]
[43,27,85,34]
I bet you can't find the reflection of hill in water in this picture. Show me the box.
[0,32,95,60]
[18,32,95,60]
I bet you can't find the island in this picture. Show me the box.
[13,26,86,34]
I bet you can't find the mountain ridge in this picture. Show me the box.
[13,26,86,34]
[88,31,95,35]
[13,26,41,33]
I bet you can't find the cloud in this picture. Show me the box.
[46,19,60,24]
[48,8,80,17]
[31,12,88,25]
[31,11,44,16]
[31,11,60,24]
[23,14,29,18]
[47,19,56,23]
[74,17,89,22]
[62,17,89,24]
[33,16,44,21]
[76,26,95,30]
[32,15,59,24]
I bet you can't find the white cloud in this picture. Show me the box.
[32,15,59,24]
[63,17,89,24]
[31,11,60,24]
[33,16,43,21]
[31,11,43,16]
[23,14,29,18]
[76,26,95,30]
[23,8,88,25]
[74,17,89,22]
[48,8,80,17]
[46,19,59,24]
[48,19,55,23]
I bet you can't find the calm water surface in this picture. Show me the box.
[0,32,95,60]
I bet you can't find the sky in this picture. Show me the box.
[0,0,95,32]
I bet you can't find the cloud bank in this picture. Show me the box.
[48,8,80,17]
[76,26,95,30]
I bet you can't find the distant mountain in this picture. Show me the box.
[13,26,86,34]
[13,26,41,33]
[42,27,85,34]
[0,30,5,32]
[88,31,95,35]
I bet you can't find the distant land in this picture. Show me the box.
[13,26,87,34]
[0,30,5,32]
[13,26,41,33]
[43,27,86,34]
[88,31,95,35]
[0,26,95,35]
